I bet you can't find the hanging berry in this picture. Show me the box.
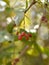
[28,33,32,37]
[12,58,19,65]
[41,15,48,22]
[25,33,29,40]
[17,31,32,40]
[18,34,22,40]
[14,58,19,62]
[21,32,25,36]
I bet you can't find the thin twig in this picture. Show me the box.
[12,45,29,65]
[24,0,37,13]
[24,16,25,29]
[19,45,29,58]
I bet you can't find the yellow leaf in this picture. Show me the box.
[27,49,33,55]
[10,11,16,17]
[3,0,9,5]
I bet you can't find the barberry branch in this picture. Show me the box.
[12,45,29,65]
[19,45,29,57]
[24,0,37,13]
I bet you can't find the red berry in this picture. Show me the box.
[21,32,25,36]
[41,16,46,21]
[45,18,47,22]
[25,34,29,40]
[18,35,22,40]
[28,33,32,37]
[14,58,19,62]
[26,37,29,40]
[41,16,48,23]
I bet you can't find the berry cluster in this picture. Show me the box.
[12,58,19,65]
[41,15,47,22]
[16,32,32,40]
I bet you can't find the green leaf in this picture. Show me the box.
[14,35,18,41]
[6,7,11,13]
[6,61,11,65]
[44,48,49,56]
[33,42,42,53]
[3,0,9,5]
[0,44,16,58]
[7,22,14,33]
[19,29,27,33]
[14,11,24,26]
[5,7,12,16]
[26,0,28,8]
